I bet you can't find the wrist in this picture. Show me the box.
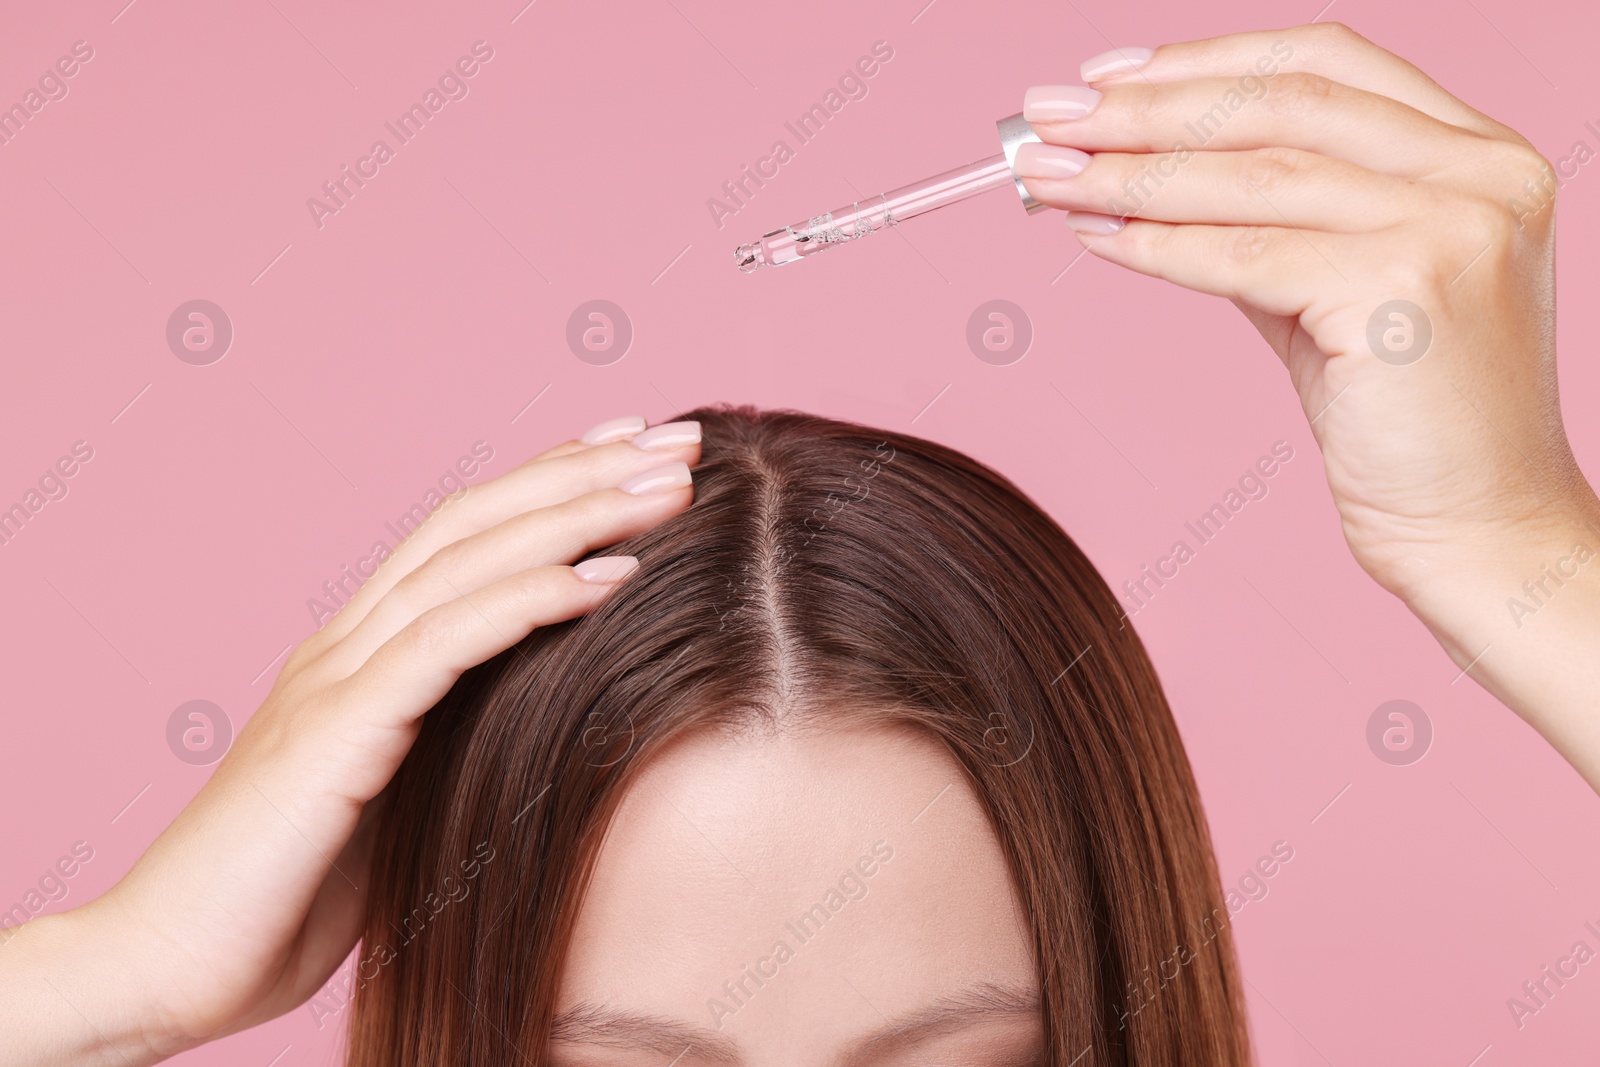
[1401,489,1600,641]
[0,900,184,1067]
[1396,492,1600,784]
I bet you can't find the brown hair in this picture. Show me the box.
[346,404,1250,1065]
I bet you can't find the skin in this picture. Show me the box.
[551,723,1041,1067]
[0,21,1597,1064]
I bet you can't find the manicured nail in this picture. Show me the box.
[620,461,692,495]
[581,415,647,444]
[1081,46,1154,82]
[1064,211,1126,235]
[1012,142,1092,180]
[575,555,640,583]
[630,420,701,451]
[1022,85,1102,122]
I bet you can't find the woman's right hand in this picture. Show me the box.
[0,415,701,1066]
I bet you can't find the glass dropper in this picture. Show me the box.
[734,112,1047,273]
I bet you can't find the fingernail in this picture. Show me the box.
[620,461,692,495]
[575,555,640,583]
[1064,211,1126,235]
[1022,84,1102,122]
[1012,142,1092,180]
[1081,46,1154,82]
[630,420,701,451]
[581,415,647,444]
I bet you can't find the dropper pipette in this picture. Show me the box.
[734,112,1047,273]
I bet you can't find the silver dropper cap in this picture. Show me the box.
[995,112,1048,215]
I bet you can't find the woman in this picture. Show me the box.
[3,23,1595,1067]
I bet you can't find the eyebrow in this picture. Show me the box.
[844,983,1041,1064]
[548,982,1041,1067]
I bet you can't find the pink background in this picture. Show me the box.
[2,0,1597,1063]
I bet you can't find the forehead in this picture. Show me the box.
[556,721,1036,1052]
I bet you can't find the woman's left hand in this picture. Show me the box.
[1014,24,1600,785]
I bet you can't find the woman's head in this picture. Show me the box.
[348,405,1249,1066]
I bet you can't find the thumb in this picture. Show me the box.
[1230,298,1295,367]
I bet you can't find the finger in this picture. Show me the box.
[302,421,700,649]
[573,414,650,447]
[1025,72,1490,178]
[1229,297,1299,366]
[317,464,693,676]
[1083,24,1512,140]
[528,414,652,464]
[1015,145,1430,230]
[1063,214,1361,318]
[337,560,641,734]
[226,789,390,1030]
